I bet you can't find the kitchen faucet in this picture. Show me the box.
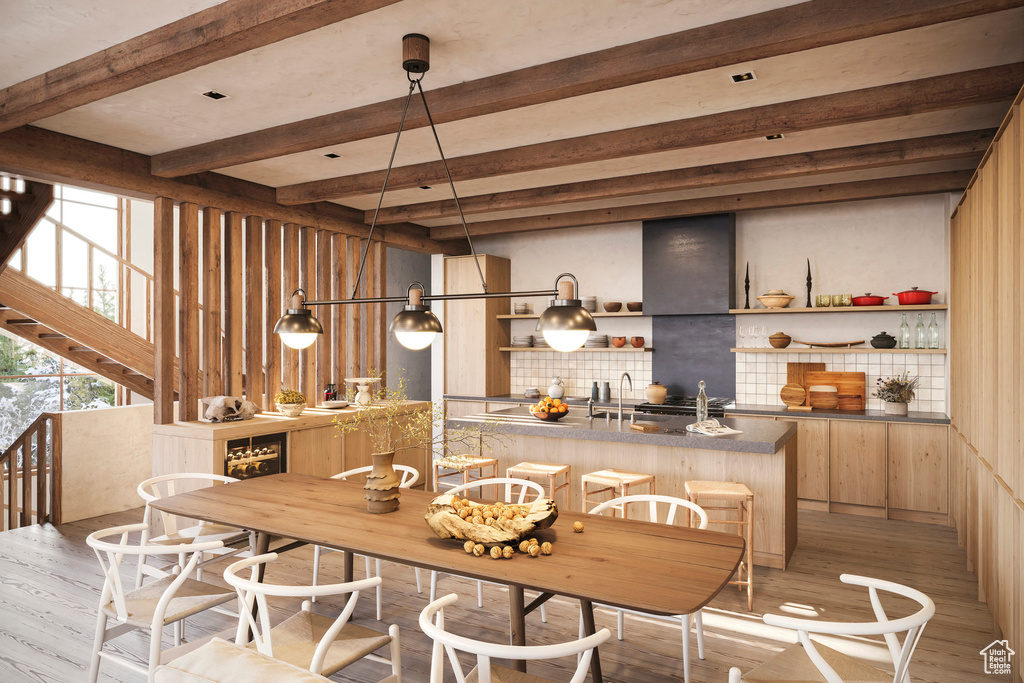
[618,372,632,423]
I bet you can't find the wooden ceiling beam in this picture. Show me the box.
[0,181,54,276]
[0,0,404,133]
[151,0,1023,177]
[0,126,466,255]
[278,63,1024,204]
[368,129,994,224]
[428,170,974,239]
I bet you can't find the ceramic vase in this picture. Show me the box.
[548,377,565,399]
[883,401,909,416]
[354,383,373,406]
[365,451,402,513]
[645,381,667,404]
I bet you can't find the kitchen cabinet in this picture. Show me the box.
[829,420,887,510]
[444,255,511,396]
[289,425,342,478]
[887,423,948,515]
[779,416,829,502]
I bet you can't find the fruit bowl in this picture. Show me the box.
[529,396,569,421]
[531,408,569,421]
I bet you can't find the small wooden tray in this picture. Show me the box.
[792,339,865,348]
[630,422,660,432]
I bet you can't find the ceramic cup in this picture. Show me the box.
[831,294,844,307]
[630,336,645,348]
[816,294,831,307]
[611,337,626,348]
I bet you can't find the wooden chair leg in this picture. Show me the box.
[88,611,107,683]
[746,496,754,611]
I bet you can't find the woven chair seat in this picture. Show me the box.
[466,662,559,683]
[740,641,891,683]
[102,575,234,628]
[148,523,248,546]
[685,480,753,501]
[507,462,570,476]
[436,455,498,471]
[156,637,330,682]
[582,469,654,487]
[249,610,392,677]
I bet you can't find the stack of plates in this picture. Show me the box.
[584,334,609,348]
[581,296,598,312]
[513,303,532,315]
[532,335,550,348]
[512,335,533,348]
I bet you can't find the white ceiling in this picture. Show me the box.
[1,0,1021,235]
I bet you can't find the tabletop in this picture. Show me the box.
[151,473,744,616]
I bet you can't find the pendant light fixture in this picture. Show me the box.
[273,34,597,354]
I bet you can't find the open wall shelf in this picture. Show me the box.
[730,304,947,314]
[731,347,945,354]
[501,347,653,353]
[498,311,645,319]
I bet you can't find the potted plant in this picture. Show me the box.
[872,372,919,416]
[274,388,306,417]
[334,372,503,513]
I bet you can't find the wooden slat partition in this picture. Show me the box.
[330,232,347,391]
[949,90,1022,678]
[202,207,223,397]
[316,229,332,401]
[264,219,282,406]
[298,227,317,403]
[177,202,200,421]
[1,413,61,530]
[281,223,300,392]
[372,240,387,384]
[153,197,175,424]
[243,215,263,409]
[346,236,363,379]
[223,212,244,396]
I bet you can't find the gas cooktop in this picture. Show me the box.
[634,395,733,417]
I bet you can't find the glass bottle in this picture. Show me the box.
[915,313,926,349]
[696,380,709,423]
[928,313,940,349]
[898,313,911,349]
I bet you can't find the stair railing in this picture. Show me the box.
[1,412,62,531]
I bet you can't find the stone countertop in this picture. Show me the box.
[447,407,795,455]
[726,404,950,425]
[444,393,643,409]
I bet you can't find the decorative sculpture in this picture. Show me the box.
[202,396,262,422]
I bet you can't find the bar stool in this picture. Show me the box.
[434,455,499,495]
[684,480,754,610]
[580,468,655,517]
[506,461,571,508]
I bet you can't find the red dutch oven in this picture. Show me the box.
[893,287,937,305]
[852,293,889,306]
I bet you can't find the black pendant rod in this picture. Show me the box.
[304,288,557,308]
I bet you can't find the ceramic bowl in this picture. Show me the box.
[756,293,795,308]
[626,301,643,312]
[630,336,645,348]
[603,301,622,312]
[276,402,305,417]
[769,332,792,348]
[611,336,626,348]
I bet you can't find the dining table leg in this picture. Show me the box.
[508,584,527,672]
[579,599,604,683]
[343,550,354,583]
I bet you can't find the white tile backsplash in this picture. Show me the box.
[511,351,652,400]
[734,352,947,414]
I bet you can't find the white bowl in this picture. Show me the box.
[322,400,350,409]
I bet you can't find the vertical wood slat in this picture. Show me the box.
[372,241,387,385]
[223,212,245,396]
[178,202,200,421]
[202,207,223,397]
[8,447,16,530]
[346,237,363,379]
[35,423,46,524]
[264,220,282,407]
[20,436,31,527]
[153,197,176,424]
[316,229,332,401]
[281,224,300,393]
[363,241,375,377]
[331,233,347,391]
[298,227,318,404]
[49,415,61,525]
[244,216,264,409]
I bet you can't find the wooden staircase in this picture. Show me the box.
[0,181,54,275]
[0,268,178,399]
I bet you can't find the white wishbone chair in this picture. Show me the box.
[87,522,236,683]
[421,593,611,683]
[136,473,255,587]
[224,552,402,681]
[586,494,709,683]
[311,464,422,618]
[729,574,935,683]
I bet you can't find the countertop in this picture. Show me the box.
[445,393,643,409]
[726,404,950,425]
[447,406,795,455]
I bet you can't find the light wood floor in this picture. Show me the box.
[0,509,1007,682]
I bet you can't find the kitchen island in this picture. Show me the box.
[447,407,797,569]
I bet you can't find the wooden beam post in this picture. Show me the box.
[372,241,387,387]
[264,219,282,407]
[244,216,263,409]
[316,229,332,401]
[223,212,244,395]
[153,197,175,424]
[346,237,363,379]
[178,202,200,421]
[330,232,347,392]
[202,207,223,398]
[281,223,300,392]
[298,227,318,404]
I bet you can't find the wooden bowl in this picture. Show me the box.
[756,293,795,309]
[611,337,626,348]
[630,336,645,348]
[769,332,792,348]
[603,302,622,312]
[626,302,643,312]
[808,385,839,410]
[530,407,569,421]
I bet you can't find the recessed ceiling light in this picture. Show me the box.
[323,153,341,159]
[201,90,229,100]
[419,186,432,190]
[731,71,756,83]
[765,133,784,141]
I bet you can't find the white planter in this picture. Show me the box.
[883,401,908,416]
[277,402,305,417]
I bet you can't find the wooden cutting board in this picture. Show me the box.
[805,371,866,410]
[786,362,825,408]
[780,383,810,411]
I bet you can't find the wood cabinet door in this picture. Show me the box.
[829,420,886,508]
[779,417,829,502]
[887,423,948,513]
[288,426,342,478]
[444,255,510,396]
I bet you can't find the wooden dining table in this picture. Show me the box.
[151,473,744,683]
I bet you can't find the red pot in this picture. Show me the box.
[851,293,889,306]
[892,287,937,305]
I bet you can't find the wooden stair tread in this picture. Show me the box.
[38,332,66,339]
[5,318,37,325]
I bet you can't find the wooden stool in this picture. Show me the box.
[580,468,655,517]
[685,480,754,610]
[506,462,571,508]
[434,455,499,496]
